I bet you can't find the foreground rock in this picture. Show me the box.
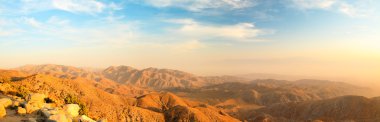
[47,113,71,122]
[64,104,80,117]
[0,105,5,118]
[17,107,26,114]
[77,115,96,122]
[0,98,12,108]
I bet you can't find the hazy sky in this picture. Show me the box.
[0,0,379,82]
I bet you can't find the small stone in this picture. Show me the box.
[12,101,20,107]
[47,114,70,122]
[0,98,12,108]
[0,105,6,118]
[17,107,27,114]
[25,118,37,122]
[64,104,80,117]
[25,103,40,114]
[77,115,96,122]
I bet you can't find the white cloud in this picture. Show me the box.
[24,17,42,28]
[291,0,337,9]
[339,3,356,17]
[15,0,112,14]
[144,0,256,11]
[166,19,273,42]
[290,0,373,17]
[51,0,106,14]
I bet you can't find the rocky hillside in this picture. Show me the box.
[249,95,380,122]
[102,66,205,89]
[169,79,371,106]
[0,69,239,122]
[17,64,244,90]
[167,79,373,121]
[16,64,102,80]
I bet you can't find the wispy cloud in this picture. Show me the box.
[166,18,274,42]
[23,17,42,28]
[290,0,374,17]
[143,0,257,11]
[0,0,116,15]
[51,0,106,14]
[291,0,337,9]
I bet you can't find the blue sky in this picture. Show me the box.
[1,0,380,82]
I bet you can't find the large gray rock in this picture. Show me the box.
[40,108,59,118]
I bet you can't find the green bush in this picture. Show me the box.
[78,103,89,115]
[16,86,30,98]
[64,94,89,115]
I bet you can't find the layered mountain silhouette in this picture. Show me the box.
[249,95,380,122]
[0,64,377,122]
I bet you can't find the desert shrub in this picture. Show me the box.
[16,86,30,98]
[78,103,89,115]
[44,97,55,103]
[0,77,11,83]
[64,94,79,104]
[64,94,89,115]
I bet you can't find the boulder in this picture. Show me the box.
[64,104,80,117]
[42,103,57,109]
[26,93,46,108]
[17,107,27,114]
[12,101,20,107]
[47,114,71,122]
[40,109,52,118]
[40,108,59,118]
[0,105,6,118]
[77,115,96,122]
[25,103,40,114]
[0,98,12,108]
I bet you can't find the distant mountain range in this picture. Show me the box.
[0,64,377,122]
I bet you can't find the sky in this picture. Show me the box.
[0,0,380,83]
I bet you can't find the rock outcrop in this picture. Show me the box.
[0,92,98,122]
